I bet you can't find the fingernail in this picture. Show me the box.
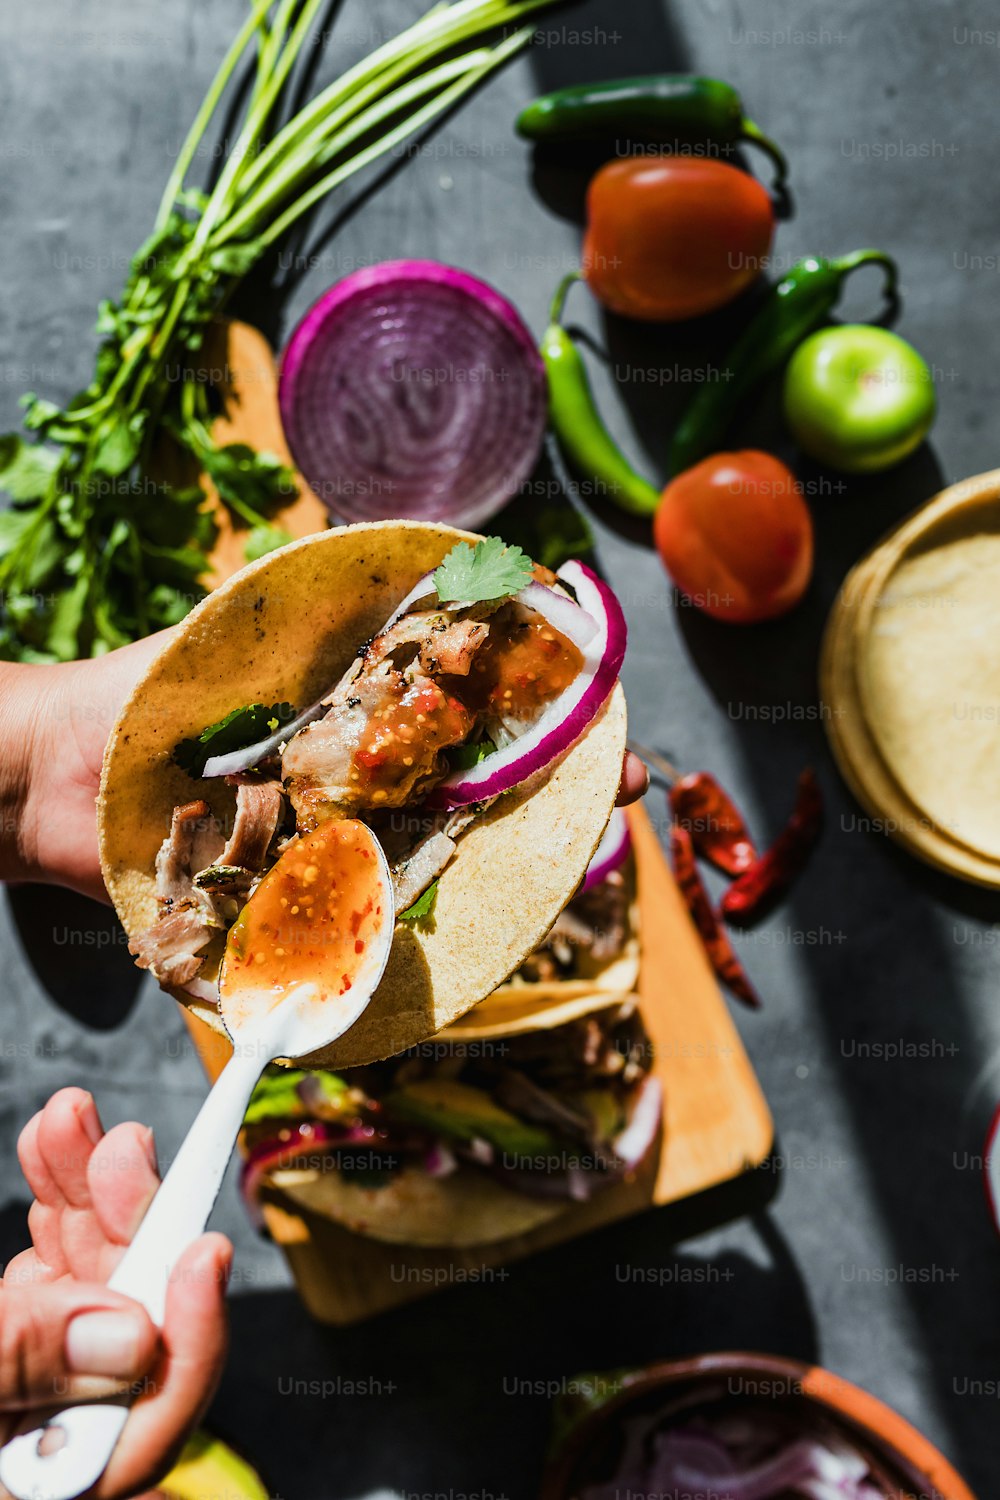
[76,1097,103,1147]
[141,1126,158,1174]
[66,1311,145,1377]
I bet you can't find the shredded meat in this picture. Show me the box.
[129,903,216,986]
[392,829,456,912]
[154,800,223,902]
[493,1069,594,1145]
[418,618,490,676]
[280,597,497,828]
[366,610,491,677]
[193,781,284,894]
[282,663,473,826]
[517,872,629,980]
[132,799,225,987]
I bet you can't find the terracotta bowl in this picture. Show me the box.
[539,1351,976,1500]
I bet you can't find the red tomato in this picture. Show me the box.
[583,157,774,321]
[653,452,813,623]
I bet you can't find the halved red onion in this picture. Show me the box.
[611,1075,663,1167]
[985,1104,1000,1237]
[583,808,632,892]
[279,260,547,527]
[424,560,627,808]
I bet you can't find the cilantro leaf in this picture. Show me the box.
[0,435,59,501]
[244,523,293,562]
[449,737,496,771]
[173,701,297,777]
[433,536,533,605]
[398,879,439,929]
[199,442,297,518]
[93,416,144,477]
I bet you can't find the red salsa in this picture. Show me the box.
[224,819,386,1002]
[450,606,583,721]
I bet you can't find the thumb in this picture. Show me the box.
[0,1282,159,1410]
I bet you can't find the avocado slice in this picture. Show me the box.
[575,1087,625,1145]
[383,1079,557,1159]
[158,1431,267,1500]
[244,1066,347,1125]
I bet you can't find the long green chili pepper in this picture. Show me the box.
[516,74,788,189]
[669,249,899,475]
[540,273,661,518]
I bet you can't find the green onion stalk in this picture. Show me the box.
[0,0,557,661]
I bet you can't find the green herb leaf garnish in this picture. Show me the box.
[449,738,496,771]
[433,537,533,606]
[0,4,549,662]
[173,701,296,778]
[398,879,439,928]
[244,1066,348,1125]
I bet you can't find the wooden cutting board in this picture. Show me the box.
[178,324,774,1322]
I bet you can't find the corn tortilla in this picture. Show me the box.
[859,506,1000,862]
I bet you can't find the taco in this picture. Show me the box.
[242,997,660,1249]
[98,522,628,1068]
[241,821,654,1250]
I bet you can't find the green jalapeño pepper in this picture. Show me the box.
[541,274,660,518]
[516,75,788,189]
[669,249,899,475]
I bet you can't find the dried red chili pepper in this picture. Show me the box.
[720,768,823,926]
[670,823,761,1008]
[669,771,758,875]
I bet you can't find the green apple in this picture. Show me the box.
[783,324,936,473]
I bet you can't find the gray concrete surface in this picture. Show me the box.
[2,1,999,1495]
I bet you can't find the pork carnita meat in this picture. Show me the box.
[128,538,627,1001]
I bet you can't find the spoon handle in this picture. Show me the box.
[0,1043,267,1500]
[108,1041,265,1318]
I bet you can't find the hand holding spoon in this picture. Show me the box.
[0,818,394,1500]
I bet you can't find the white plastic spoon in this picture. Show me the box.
[0,818,395,1500]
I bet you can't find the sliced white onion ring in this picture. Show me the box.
[985,1103,1000,1237]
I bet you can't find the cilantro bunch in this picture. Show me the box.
[0,0,557,662]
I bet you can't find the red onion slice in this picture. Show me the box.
[424,560,627,808]
[583,808,632,892]
[517,579,598,651]
[240,1120,345,1228]
[985,1103,1000,1237]
[279,260,547,527]
[177,973,222,1006]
